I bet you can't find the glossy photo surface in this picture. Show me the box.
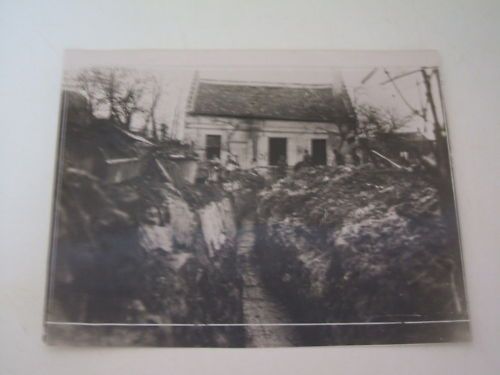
[44,50,469,347]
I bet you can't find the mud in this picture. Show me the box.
[238,218,301,347]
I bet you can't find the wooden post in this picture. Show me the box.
[421,68,449,180]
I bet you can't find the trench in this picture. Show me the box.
[237,217,301,347]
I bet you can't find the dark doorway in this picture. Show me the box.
[206,134,221,160]
[269,137,287,166]
[311,139,327,165]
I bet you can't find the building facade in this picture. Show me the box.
[183,77,357,169]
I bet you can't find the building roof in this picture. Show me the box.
[188,79,356,123]
[65,118,154,162]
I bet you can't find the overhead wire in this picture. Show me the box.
[383,69,425,120]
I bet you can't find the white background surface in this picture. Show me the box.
[0,1,499,374]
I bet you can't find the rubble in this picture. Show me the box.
[47,164,245,347]
[199,198,237,257]
[223,169,266,223]
[256,164,466,344]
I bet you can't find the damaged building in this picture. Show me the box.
[375,130,435,162]
[61,90,155,184]
[183,74,357,169]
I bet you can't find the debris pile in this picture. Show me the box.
[47,165,244,347]
[223,169,266,222]
[256,164,466,343]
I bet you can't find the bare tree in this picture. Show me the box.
[76,67,151,131]
[75,69,100,115]
[159,123,169,142]
[355,103,413,136]
[143,81,162,141]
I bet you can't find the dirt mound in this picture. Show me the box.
[256,164,466,343]
[46,167,244,347]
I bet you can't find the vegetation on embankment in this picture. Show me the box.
[255,165,468,344]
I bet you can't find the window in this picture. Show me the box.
[269,137,287,166]
[205,134,221,160]
[311,139,327,165]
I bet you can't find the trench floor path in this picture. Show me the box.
[237,218,301,347]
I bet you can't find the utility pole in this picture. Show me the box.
[379,67,448,178]
[421,69,462,312]
[421,68,449,181]
[377,67,462,312]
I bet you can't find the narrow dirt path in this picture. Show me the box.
[237,218,301,347]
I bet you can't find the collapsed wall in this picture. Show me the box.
[256,165,468,344]
[46,165,245,347]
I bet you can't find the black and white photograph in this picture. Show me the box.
[44,50,470,347]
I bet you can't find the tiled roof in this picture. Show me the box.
[189,80,356,123]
